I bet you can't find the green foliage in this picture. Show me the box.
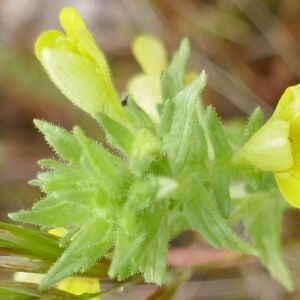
[232,187,293,291]
[161,72,206,174]
[0,222,61,261]
[244,107,264,141]
[40,218,113,290]
[95,113,134,155]
[0,221,109,274]
[8,37,292,293]
[0,282,79,300]
[161,38,191,100]
[124,95,156,132]
[181,174,254,253]
[206,107,232,218]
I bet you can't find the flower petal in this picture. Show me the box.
[35,30,66,61]
[128,74,161,122]
[59,7,86,43]
[289,116,300,154]
[272,84,300,121]
[275,171,300,208]
[59,7,111,86]
[132,35,167,77]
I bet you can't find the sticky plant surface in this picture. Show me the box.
[7,7,300,295]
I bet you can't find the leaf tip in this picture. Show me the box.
[8,211,22,222]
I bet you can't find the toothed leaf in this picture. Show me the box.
[109,230,144,280]
[206,107,232,158]
[211,162,231,218]
[182,175,254,254]
[136,206,169,284]
[10,201,89,229]
[161,38,191,101]
[34,120,82,164]
[96,112,134,155]
[162,73,206,173]
[125,95,156,132]
[244,107,264,141]
[40,217,113,290]
[233,191,293,291]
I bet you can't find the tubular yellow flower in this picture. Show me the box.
[238,84,300,207]
[128,35,167,122]
[35,7,131,128]
[128,35,197,122]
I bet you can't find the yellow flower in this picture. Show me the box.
[128,35,197,123]
[49,228,101,298]
[128,35,167,122]
[14,227,100,299]
[35,7,131,127]
[48,227,68,237]
[14,273,100,299]
[238,84,300,207]
[57,277,100,299]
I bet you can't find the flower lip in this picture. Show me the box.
[238,84,300,208]
[35,30,65,61]
[59,7,87,42]
[272,84,300,121]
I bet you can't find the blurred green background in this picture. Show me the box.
[1,0,300,299]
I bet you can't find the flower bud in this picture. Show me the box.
[238,84,300,208]
[35,7,131,128]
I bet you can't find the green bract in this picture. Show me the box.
[9,7,294,293]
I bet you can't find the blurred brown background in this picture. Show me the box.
[1,0,300,299]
